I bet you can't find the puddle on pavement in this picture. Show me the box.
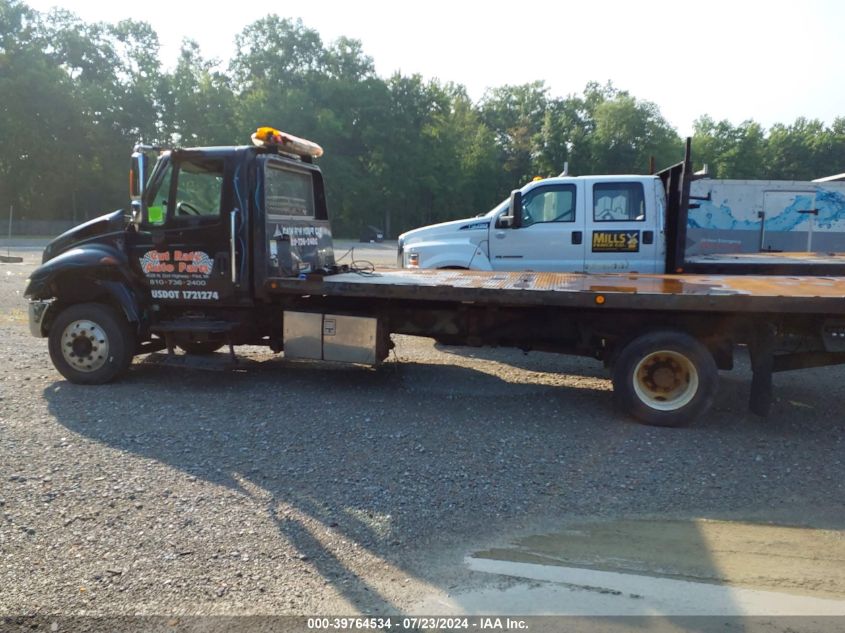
[472,520,845,598]
[414,518,845,616]
[473,518,845,598]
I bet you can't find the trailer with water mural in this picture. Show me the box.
[686,178,845,256]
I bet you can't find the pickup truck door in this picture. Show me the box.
[585,180,660,273]
[488,183,586,271]
[129,153,245,305]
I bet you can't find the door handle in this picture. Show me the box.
[152,230,167,252]
[643,230,654,245]
[230,209,239,284]
[572,231,583,245]
[495,231,506,239]
[214,252,229,278]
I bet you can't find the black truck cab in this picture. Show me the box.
[25,134,334,383]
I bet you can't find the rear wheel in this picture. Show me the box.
[612,331,718,427]
[48,303,135,384]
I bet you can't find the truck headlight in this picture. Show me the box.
[407,252,419,268]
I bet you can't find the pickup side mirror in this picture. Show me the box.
[509,189,523,229]
[497,215,514,229]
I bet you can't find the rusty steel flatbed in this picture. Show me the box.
[689,251,845,265]
[683,251,845,276]
[267,269,845,315]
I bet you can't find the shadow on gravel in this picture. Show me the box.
[40,353,845,618]
[432,342,609,377]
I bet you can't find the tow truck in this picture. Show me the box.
[23,129,845,427]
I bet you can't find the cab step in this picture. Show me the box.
[142,352,260,372]
[150,319,238,334]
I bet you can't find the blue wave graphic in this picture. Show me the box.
[688,188,845,231]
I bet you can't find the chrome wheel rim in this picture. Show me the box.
[61,319,109,373]
[632,350,699,411]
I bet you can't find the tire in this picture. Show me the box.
[48,303,135,385]
[611,330,718,427]
[178,340,225,355]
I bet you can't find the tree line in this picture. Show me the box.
[2,0,844,237]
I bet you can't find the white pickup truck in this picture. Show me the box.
[397,145,845,275]
[398,174,668,273]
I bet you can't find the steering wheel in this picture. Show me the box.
[598,209,615,221]
[177,201,201,216]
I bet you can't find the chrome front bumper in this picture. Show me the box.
[28,300,52,337]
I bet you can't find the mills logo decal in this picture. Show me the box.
[592,231,641,253]
[140,250,213,276]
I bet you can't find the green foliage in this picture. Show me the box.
[2,1,844,236]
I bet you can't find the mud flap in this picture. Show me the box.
[748,322,775,417]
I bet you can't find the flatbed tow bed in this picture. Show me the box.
[265,267,845,426]
[268,268,845,315]
[684,252,845,276]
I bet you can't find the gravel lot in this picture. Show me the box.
[1,241,845,619]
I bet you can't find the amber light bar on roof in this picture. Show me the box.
[251,126,324,158]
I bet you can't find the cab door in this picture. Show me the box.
[585,180,659,273]
[130,152,245,305]
[488,183,585,271]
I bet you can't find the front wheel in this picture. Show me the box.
[612,331,718,427]
[48,303,135,384]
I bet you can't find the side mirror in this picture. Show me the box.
[509,189,523,229]
[497,215,514,229]
[130,151,145,199]
[130,150,146,226]
[130,200,142,224]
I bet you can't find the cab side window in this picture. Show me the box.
[144,160,172,226]
[593,182,646,222]
[265,163,315,218]
[522,185,576,226]
[171,158,225,222]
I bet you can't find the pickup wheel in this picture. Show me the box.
[612,331,718,427]
[178,340,224,355]
[48,303,135,385]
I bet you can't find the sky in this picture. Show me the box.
[24,0,845,136]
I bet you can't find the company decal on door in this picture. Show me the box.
[139,250,216,298]
[592,231,640,253]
